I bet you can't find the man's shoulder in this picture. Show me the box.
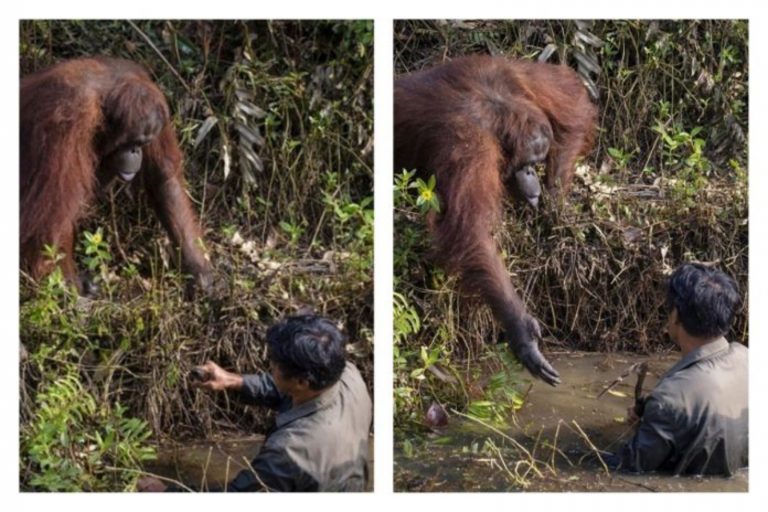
[650,341,748,407]
[665,341,746,379]
[729,341,749,359]
[340,361,372,402]
[341,361,364,383]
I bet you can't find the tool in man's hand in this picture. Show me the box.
[597,361,649,416]
[189,367,212,383]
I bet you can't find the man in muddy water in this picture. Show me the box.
[606,263,747,475]
[137,314,372,492]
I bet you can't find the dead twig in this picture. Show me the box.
[572,419,610,476]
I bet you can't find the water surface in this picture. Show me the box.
[146,434,375,491]
[395,351,748,492]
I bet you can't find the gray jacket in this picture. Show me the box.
[227,361,372,491]
[618,338,748,475]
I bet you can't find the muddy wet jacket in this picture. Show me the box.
[226,361,372,492]
[618,338,748,476]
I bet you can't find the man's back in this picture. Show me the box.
[232,361,372,491]
[272,361,372,491]
[620,338,748,475]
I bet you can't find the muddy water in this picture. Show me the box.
[145,435,375,491]
[144,436,265,490]
[395,351,748,492]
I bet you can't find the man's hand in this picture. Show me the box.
[191,361,243,392]
[627,405,640,426]
[136,476,168,492]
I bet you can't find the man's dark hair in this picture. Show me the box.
[266,314,347,390]
[666,263,741,339]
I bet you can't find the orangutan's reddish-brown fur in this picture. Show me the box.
[20,57,212,293]
[394,56,597,385]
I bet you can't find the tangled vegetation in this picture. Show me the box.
[393,20,748,428]
[19,20,373,491]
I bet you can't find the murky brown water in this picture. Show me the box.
[145,435,374,491]
[144,436,265,490]
[395,351,748,492]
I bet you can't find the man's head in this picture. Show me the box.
[266,315,347,398]
[665,263,741,343]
